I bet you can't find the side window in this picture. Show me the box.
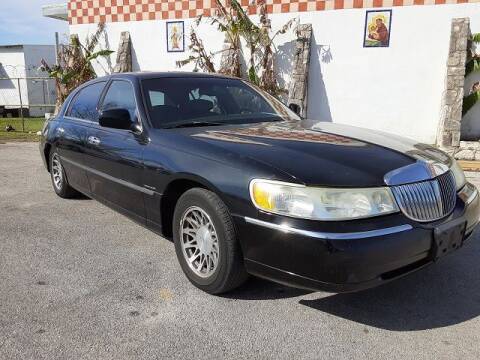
[101,81,137,120]
[67,82,106,121]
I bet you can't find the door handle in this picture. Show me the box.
[87,136,101,146]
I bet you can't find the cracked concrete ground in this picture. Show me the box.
[1,142,480,359]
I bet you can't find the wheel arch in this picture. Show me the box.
[44,142,52,172]
[160,174,229,239]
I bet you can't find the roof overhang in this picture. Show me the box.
[42,3,68,21]
[0,45,24,49]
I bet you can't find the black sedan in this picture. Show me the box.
[40,72,479,294]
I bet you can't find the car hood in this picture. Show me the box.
[179,119,451,187]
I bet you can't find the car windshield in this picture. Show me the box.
[141,77,300,129]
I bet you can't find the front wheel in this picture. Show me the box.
[49,149,79,199]
[173,188,248,294]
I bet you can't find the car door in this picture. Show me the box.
[83,79,147,223]
[57,81,107,195]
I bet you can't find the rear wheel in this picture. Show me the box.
[49,149,79,199]
[173,188,248,294]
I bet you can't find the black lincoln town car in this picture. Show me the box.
[40,72,479,294]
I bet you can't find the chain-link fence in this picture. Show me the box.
[0,77,56,132]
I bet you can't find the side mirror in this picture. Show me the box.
[99,108,133,130]
[288,103,301,116]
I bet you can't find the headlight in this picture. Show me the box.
[250,179,399,221]
[450,159,466,190]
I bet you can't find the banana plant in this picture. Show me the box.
[177,0,295,96]
[40,23,114,113]
[463,33,480,116]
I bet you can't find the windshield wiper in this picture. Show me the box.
[164,121,225,129]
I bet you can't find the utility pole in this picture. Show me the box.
[55,32,60,66]
[17,78,24,132]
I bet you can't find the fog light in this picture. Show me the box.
[459,183,478,205]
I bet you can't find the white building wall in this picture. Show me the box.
[23,45,57,117]
[70,3,480,144]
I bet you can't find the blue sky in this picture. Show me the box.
[0,0,69,45]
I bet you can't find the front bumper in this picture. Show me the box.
[234,183,480,293]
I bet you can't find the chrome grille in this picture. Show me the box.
[391,171,457,222]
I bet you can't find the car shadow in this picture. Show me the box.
[299,237,480,331]
[222,276,312,300]
[71,192,92,200]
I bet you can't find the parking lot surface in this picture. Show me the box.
[1,142,480,360]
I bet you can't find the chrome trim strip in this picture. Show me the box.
[244,217,413,240]
[63,116,97,124]
[384,160,449,186]
[390,171,456,223]
[60,156,157,196]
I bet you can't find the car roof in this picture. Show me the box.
[96,71,240,82]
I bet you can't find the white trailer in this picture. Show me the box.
[0,45,56,117]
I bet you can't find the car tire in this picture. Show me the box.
[173,188,248,294]
[49,148,79,199]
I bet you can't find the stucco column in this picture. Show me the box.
[437,18,470,148]
[113,32,132,73]
[287,24,313,118]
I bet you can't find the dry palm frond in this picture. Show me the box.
[84,22,107,53]
[258,0,296,95]
[176,29,216,73]
[212,0,242,77]
[40,23,113,113]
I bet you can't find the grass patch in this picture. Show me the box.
[0,118,45,141]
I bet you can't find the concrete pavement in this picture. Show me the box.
[1,142,480,359]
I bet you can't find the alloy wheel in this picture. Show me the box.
[180,206,220,278]
[51,153,64,190]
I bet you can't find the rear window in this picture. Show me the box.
[67,82,106,122]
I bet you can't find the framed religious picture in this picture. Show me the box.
[363,10,392,48]
[166,21,185,52]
